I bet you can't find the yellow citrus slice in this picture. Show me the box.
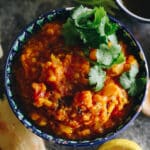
[98,139,142,150]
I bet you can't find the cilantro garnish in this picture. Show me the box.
[119,64,146,96]
[62,6,126,92]
[62,6,146,94]
[128,78,146,96]
[120,64,139,90]
[113,52,125,64]
[88,65,106,92]
[62,18,80,45]
[63,6,119,47]
[96,46,113,67]
[96,43,124,68]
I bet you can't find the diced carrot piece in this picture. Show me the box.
[89,49,97,61]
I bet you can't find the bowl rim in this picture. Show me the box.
[4,7,149,147]
[115,0,150,22]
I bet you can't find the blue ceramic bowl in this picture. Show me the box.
[4,8,149,147]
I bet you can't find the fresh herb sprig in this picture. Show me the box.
[96,43,124,68]
[62,6,125,92]
[119,64,146,96]
[74,0,118,15]
[88,65,106,91]
[63,6,118,47]
[62,5,146,95]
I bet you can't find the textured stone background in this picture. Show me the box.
[0,0,150,149]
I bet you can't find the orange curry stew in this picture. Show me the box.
[13,22,138,140]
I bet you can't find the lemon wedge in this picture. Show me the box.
[98,139,142,150]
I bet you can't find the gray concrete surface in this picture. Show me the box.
[0,0,150,149]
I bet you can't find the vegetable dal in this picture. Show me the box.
[12,6,145,140]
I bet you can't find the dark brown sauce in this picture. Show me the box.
[122,0,150,19]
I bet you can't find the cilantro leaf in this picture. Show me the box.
[129,63,139,78]
[128,82,137,96]
[72,6,109,46]
[98,16,108,36]
[62,6,119,47]
[62,18,80,45]
[112,51,125,64]
[119,64,146,96]
[120,72,134,89]
[72,5,95,28]
[108,34,118,44]
[120,64,139,89]
[88,65,106,91]
[128,78,146,96]
[110,44,121,58]
[135,78,147,95]
[72,6,107,29]
[105,22,119,35]
[96,46,113,67]
[78,28,103,47]
[94,6,107,26]
[96,43,123,68]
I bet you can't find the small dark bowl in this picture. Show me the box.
[116,0,150,23]
[4,8,149,147]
